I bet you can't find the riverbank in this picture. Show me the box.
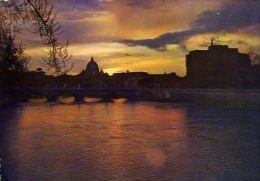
[164,89,260,109]
[0,92,17,110]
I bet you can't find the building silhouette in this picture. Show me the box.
[85,57,99,76]
[185,40,251,88]
[5,41,260,89]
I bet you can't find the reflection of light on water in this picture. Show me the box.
[27,98,47,103]
[3,102,260,180]
[112,98,127,103]
[84,97,102,103]
[57,96,75,103]
[146,149,166,167]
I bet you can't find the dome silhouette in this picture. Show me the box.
[86,57,99,75]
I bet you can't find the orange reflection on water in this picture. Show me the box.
[84,97,102,103]
[13,102,189,179]
[111,98,128,103]
[145,148,166,167]
[27,97,47,103]
[57,96,75,103]
[103,103,188,171]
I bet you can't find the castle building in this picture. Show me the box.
[185,40,251,88]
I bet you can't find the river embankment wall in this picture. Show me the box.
[165,89,260,109]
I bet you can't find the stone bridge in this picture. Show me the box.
[2,88,260,108]
[2,87,168,102]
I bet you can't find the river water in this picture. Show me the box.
[0,101,260,181]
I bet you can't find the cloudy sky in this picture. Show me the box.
[22,0,260,76]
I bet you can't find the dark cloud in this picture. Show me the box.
[119,2,260,51]
[54,0,110,11]
[193,3,260,32]
[119,28,205,52]
[236,40,246,44]
[178,44,188,52]
[118,53,146,57]
[124,0,152,9]
[226,39,245,45]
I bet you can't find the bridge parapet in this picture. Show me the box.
[3,88,260,108]
[3,87,156,102]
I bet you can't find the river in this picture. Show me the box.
[0,101,260,181]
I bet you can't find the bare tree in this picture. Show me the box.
[24,0,73,75]
[0,0,30,72]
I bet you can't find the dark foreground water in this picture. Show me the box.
[0,101,260,181]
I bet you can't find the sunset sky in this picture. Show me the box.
[22,0,260,76]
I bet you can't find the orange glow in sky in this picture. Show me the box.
[19,0,260,76]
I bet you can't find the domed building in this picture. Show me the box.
[86,57,99,76]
